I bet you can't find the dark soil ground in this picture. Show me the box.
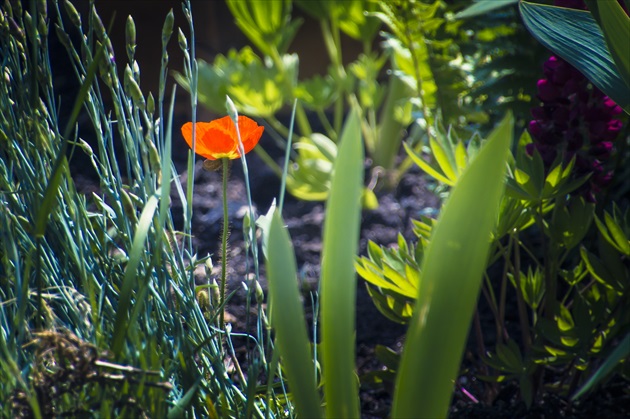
[162,140,630,419]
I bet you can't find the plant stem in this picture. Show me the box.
[513,232,532,352]
[316,109,336,141]
[253,145,283,178]
[220,157,230,331]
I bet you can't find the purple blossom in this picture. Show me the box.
[524,0,627,202]
[528,53,623,201]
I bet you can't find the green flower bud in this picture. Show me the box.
[124,65,145,109]
[64,0,81,28]
[147,92,155,116]
[162,9,174,47]
[126,15,136,60]
[177,27,187,52]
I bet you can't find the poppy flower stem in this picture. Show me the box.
[219,157,230,331]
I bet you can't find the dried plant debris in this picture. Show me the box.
[10,330,171,418]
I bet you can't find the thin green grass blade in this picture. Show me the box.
[34,45,104,237]
[320,109,364,418]
[265,210,322,418]
[279,98,298,214]
[110,194,160,357]
[157,84,176,240]
[392,113,513,419]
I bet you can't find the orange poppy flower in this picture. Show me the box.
[181,115,264,160]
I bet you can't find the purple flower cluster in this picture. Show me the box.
[526,1,625,201]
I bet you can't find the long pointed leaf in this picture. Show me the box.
[111,195,159,357]
[320,109,364,418]
[264,211,322,418]
[392,113,513,418]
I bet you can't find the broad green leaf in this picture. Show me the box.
[178,49,294,118]
[295,75,338,111]
[519,1,630,113]
[320,110,364,419]
[333,0,381,42]
[392,113,513,419]
[585,0,630,90]
[226,0,299,56]
[264,210,322,418]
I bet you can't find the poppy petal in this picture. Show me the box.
[181,122,221,160]
[241,125,264,155]
[182,115,263,160]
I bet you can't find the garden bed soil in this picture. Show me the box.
[150,141,629,418]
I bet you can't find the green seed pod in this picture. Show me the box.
[147,92,155,116]
[211,279,220,305]
[197,289,210,311]
[254,280,264,305]
[119,188,138,224]
[37,0,47,20]
[38,15,47,38]
[24,12,33,39]
[177,27,187,52]
[64,0,81,29]
[97,41,112,87]
[132,60,140,82]
[38,98,50,121]
[125,15,136,60]
[13,0,22,19]
[3,1,13,19]
[162,9,174,47]
[147,138,161,177]
[124,65,145,109]
[78,138,94,157]
[91,6,106,41]
[8,17,24,42]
